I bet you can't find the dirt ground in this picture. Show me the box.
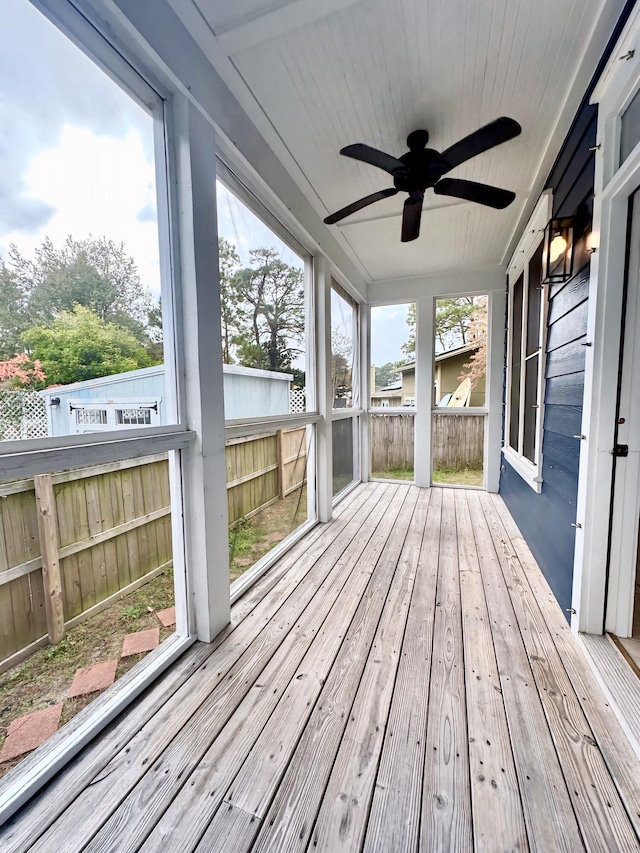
[0,569,175,780]
[228,485,308,582]
[0,488,309,779]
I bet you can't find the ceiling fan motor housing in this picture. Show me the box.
[394,147,449,192]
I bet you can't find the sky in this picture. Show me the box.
[371,303,413,366]
[1,0,405,363]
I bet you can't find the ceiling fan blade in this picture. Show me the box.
[401,193,424,242]
[434,178,516,209]
[440,117,521,172]
[324,187,399,224]
[340,143,407,176]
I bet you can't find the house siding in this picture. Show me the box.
[499,107,595,615]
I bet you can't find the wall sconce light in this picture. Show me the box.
[49,397,60,407]
[543,217,574,282]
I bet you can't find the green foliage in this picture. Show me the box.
[402,297,480,357]
[121,603,149,621]
[219,244,305,374]
[374,362,401,389]
[0,237,160,370]
[22,305,154,386]
[0,260,29,360]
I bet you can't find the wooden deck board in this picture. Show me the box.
[2,484,639,853]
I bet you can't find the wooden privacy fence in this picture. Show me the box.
[370,412,485,472]
[226,426,308,525]
[432,413,484,469]
[0,428,308,670]
[0,454,172,671]
[370,414,415,472]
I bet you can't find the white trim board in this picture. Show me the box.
[572,45,640,635]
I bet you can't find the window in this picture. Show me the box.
[330,282,360,499]
[506,240,546,489]
[216,172,316,584]
[369,303,415,481]
[68,399,160,433]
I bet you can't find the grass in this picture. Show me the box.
[228,486,308,582]
[372,468,414,481]
[0,568,175,779]
[372,467,483,486]
[432,467,483,486]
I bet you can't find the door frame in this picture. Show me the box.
[573,14,640,634]
[606,189,640,637]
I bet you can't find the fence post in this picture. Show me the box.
[34,474,65,644]
[276,429,286,499]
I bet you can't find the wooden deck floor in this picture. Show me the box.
[2,483,640,851]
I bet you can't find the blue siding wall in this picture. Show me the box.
[500,108,595,615]
[499,0,636,615]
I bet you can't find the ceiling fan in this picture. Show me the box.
[324,117,521,242]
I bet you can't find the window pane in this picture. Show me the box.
[434,296,487,408]
[217,182,307,418]
[0,0,170,444]
[227,427,310,582]
[370,304,414,408]
[526,245,543,357]
[370,413,414,481]
[432,412,484,486]
[509,275,524,450]
[331,286,356,409]
[523,354,539,463]
[332,418,355,495]
[621,86,640,167]
[0,454,175,779]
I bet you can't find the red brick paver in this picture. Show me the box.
[156,606,176,628]
[0,703,63,762]
[68,659,118,699]
[121,627,160,657]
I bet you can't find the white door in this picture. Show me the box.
[607,188,640,638]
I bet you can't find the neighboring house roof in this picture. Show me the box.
[435,341,480,363]
[390,343,480,379]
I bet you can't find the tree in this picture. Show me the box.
[374,362,401,389]
[0,353,45,389]
[403,297,478,356]
[331,328,352,400]
[0,260,29,360]
[218,238,242,363]
[22,305,154,386]
[459,297,488,388]
[435,298,476,352]
[228,248,305,372]
[2,236,154,347]
[401,303,416,359]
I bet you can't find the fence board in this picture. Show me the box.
[432,414,484,470]
[0,428,307,665]
[370,414,415,473]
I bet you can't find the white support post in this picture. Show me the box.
[315,255,333,522]
[359,303,371,482]
[414,297,434,488]
[173,96,230,642]
[485,288,506,492]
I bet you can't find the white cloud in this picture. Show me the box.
[0,125,161,294]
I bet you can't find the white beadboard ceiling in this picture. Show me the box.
[170,0,621,284]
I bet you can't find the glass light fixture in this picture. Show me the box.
[543,217,574,282]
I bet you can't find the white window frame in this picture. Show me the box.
[504,191,553,493]
[69,398,162,433]
[0,0,210,822]
[330,279,362,502]
[215,162,321,599]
